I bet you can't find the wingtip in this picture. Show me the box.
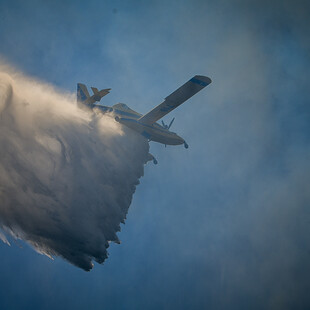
[195,75,212,85]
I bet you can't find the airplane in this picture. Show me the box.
[77,75,211,163]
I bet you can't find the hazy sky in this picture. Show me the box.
[0,0,309,309]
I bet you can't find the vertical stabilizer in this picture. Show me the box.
[77,83,90,103]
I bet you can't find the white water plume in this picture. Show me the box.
[0,65,149,270]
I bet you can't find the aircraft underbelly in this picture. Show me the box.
[117,118,184,145]
[149,130,183,145]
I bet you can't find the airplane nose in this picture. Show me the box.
[174,135,185,145]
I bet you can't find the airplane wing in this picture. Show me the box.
[138,75,211,125]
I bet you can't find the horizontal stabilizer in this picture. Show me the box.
[138,75,211,124]
[91,87,99,94]
[98,88,111,97]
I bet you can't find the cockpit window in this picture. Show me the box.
[121,103,130,110]
[112,103,142,117]
[113,103,130,110]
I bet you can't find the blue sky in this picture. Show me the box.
[0,0,309,309]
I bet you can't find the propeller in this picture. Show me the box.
[161,117,175,130]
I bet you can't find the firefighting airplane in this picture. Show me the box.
[77,75,211,163]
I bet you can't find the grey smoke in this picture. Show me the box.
[0,65,149,271]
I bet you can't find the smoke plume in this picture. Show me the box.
[0,65,149,271]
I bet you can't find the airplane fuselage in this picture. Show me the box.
[94,104,186,146]
[77,75,211,149]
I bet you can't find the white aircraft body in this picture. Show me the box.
[77,75,211,162]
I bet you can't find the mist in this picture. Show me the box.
[0,65,149,271]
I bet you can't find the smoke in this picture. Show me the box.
[0,65,149,271]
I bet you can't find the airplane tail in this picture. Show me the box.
[77,83,111,107]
